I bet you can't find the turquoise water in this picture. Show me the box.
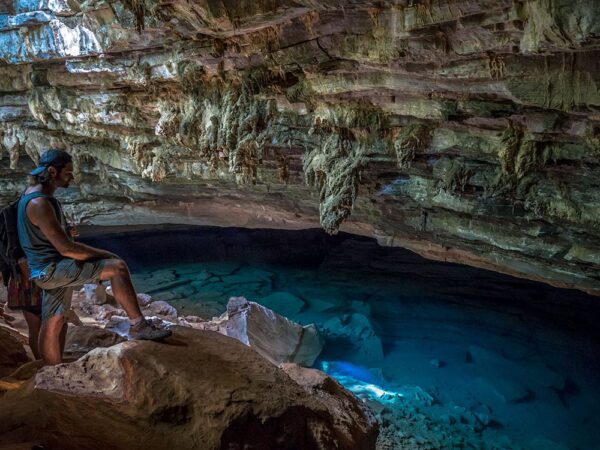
[84,227,600,450]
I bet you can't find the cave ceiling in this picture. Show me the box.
[0,0,599,294]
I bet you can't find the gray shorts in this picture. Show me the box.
[35,258,107,322]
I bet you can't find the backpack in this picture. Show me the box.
[0,198,25,286]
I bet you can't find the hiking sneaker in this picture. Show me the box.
[129,319,172,341]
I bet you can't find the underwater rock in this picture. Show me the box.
[525,437,570,450]
[429,358,445,368]
[349,300,372,317]
[468,402,493,428]
[321,313,384,366]
[308,296,339,313]
[397,386,435,408]
[467,345,565,392]
[130,270,179,294]
[473,376,534,405]
[0,326,377,449]
[258,291,305,317]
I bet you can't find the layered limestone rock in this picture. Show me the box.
[0,326,378,449]
[0,0,599,293]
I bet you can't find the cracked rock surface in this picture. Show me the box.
[1,0,600,293]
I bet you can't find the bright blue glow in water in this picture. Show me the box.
[321,361,403,400]
[322,361,382,385]
[83,227,600,450]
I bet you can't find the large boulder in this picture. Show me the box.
[63,325,126,359]
[0,326,378,450]
[0,325,29,377]
[213,296,324,367]
[281,363,379,448]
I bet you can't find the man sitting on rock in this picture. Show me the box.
[18,149,171,365]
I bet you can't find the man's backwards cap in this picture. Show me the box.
[30,149,72,176]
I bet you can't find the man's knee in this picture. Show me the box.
[101,258,129,279]
[113,258,128,274]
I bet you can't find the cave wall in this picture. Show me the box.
[0,0,599,294]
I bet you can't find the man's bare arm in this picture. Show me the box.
[27,198,114,261]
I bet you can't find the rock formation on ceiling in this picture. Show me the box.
[0,0,599,294]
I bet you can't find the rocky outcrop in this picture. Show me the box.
[0,326,377,449]
[73,279,325,366]
[63,324,126,359]
[282,363,378,448]
[0,0,599,294]
[100,297,325,367]
[212,296,324,367]
[0,325,29,377]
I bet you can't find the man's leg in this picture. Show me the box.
[98,258,171,340]
[23,310,42,359]
[99,259,143,321]
[36,285,71,366]
[60,320,68,355]
[39,314,65,365]
[39,258,170,342]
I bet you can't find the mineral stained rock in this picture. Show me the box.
[1,0,599,294]
[0,326,378,450]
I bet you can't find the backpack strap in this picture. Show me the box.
[0,254,10,286]
[0,202,20,283]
